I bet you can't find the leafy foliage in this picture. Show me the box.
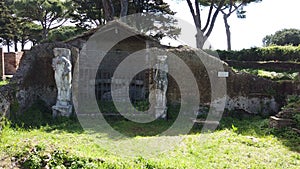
[0,80,9,86]
[71,0,175,28]
[0,0,18,52]
[215,45,300,61]
[47,26,86,42]
[233,68,299,81]
[263,28,300,46]
[14,0,73,40]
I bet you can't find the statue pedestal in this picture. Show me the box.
[52,102,72,117]
[155,106,167,119]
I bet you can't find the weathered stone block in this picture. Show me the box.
[269,116,296,129]
[276,108,297,119]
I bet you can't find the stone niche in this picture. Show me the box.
[0,42,78,115]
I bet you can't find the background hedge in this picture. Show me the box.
[207,45,300,61]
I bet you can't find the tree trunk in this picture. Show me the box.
[42,28,48,41]
[102,0,114,21]
[223,14,231,51]
[120,0,128,17]
[21,38,25,51]
[14,36,18,52]
[195,29,207,49]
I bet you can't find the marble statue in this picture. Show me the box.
[153,55,168,118]
[52,48,72,117]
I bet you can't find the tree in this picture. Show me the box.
[47,26,86,42]
[263,28,300,46]
[70,0,105,28]
[14,0,73,40]
[186,0,226,49]
[102,0,115,21]
[71,0,175,28]
[0,0,17,52]
[217,0,261,50]
[120,0,128,17]
[18,21,43,49]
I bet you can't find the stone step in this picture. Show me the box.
[192,119,220,125]
[269,116,296,129]
[276,108,298,119]
[292,128,300,134]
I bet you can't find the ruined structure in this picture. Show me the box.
[0,20,299,122]
[0,49,24,80]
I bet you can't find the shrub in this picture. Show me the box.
[215,45,300,61]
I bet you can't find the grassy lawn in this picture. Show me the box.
[0,115,299,168]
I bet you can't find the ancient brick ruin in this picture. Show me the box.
[0,20,300,120]
[0,48,24,79]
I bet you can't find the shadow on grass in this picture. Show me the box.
[77,104,182,138]
[213,114,300,153]
[9,100,84,134]
[8,100,299,152]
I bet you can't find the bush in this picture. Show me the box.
[18,145,100,169]
[215,45,300,61]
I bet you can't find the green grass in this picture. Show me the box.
[0,80,8,86]
[0,115,299,168]
[232,68,299,81]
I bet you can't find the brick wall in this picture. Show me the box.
[4,52,24,75]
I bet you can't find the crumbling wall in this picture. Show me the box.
[166,47,294,115]
[4,52,24,75]
[0,43,79,115]
[0,42,297,118]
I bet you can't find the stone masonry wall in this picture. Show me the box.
[0,42,298,118]
[0,43,79,115]
[166,47,296,115]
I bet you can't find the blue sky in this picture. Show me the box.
[164,0,300,50]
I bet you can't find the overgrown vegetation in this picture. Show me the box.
[1,109,299,168]
[212,45,300,61]
[281,95,300,129]
[232,68,299,81]
[0,80,8,86]
[0,98,299,168]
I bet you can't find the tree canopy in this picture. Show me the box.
[263,28,300,47]
[14,0,73,40]
[0,0,17,52]
[71,0,175,29]
[0,0,177,51]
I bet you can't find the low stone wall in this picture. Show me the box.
[166,48,296,115]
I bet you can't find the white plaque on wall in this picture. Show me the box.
[218,71,229,78]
